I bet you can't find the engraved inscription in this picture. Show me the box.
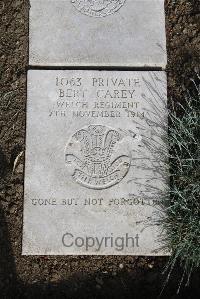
[65,125,131,189]
[71,0,126,18]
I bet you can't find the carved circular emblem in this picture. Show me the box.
[65,125,131,189]
[71,0,126,18]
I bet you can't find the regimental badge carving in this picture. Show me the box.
[65,125,131,189]
[71,0,126,18]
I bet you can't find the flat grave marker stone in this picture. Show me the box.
[29,0,167,68]
[23,70,168,255]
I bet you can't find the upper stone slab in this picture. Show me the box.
[29,0,167,68]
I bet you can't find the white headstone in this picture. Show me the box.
[29,0,167,68]
[23,70,169,255]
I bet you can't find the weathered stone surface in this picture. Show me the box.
[29,0,167,68]
[23,70,168,255]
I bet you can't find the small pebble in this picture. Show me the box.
[148,264,154,269]
[96,277,103,285]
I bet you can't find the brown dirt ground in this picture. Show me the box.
[0,0,200,298]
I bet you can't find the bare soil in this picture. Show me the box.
[0,0,199,298]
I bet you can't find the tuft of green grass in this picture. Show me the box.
[163,77,200,291]
[133,73,199,291]
[127,72,199,290]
